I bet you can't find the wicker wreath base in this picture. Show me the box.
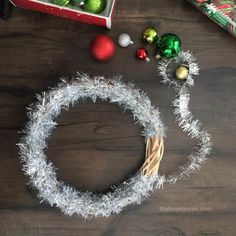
[18,76,166,219]
[142,138,164,176]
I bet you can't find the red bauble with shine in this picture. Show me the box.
[136,48,150,62]
[90,35,116,61]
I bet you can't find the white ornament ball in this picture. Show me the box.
[118,33,134,48]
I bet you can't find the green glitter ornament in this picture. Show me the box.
[142,27,159,44]
[156,33,181,58]
[50,0,71,6]
[79,0,106,14]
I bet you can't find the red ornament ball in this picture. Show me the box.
[90,35,116,61]
[136,48,150,62]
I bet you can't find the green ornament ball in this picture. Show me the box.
[50,0,71,6]
[143,27,159,44]
[80,0,106,14]
[156,33,181,58]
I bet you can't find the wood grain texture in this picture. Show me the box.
[0,0,236,235]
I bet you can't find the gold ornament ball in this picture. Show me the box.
[175,65,189,80]
[143,27,159,44]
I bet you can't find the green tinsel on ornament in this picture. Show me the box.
[156,33,181,58]
[50,0,71,6]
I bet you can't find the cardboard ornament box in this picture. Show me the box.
[10,0,116,28]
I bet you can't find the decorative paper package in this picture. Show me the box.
[187,0,236,37]
[10,0,116,28]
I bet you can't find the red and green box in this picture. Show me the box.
[10,0,116,28]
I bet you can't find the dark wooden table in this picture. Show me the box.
[0,0,236,235]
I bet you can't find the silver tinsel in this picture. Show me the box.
[18,51,212,219]
[18,75,166,219]
[157,51,212,184]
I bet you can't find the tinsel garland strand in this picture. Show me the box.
[157,51,212,184]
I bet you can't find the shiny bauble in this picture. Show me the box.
[90,35,115,61]
[136,48,150,62]
[80,0,106,14]
[175,65,189,80]
[143,27,159,44]
[118,33,134,48]
[156,33,181,58]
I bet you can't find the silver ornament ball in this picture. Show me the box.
[118,33,134,48]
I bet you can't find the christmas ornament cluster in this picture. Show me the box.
[50,0,106,14]
[89,27,188,81]
[89,28,182,63]
[138,27,182,61]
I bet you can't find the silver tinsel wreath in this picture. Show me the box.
[18,51,212,218]
[18,76,166,219]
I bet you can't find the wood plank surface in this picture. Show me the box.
[0,0,236,235]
